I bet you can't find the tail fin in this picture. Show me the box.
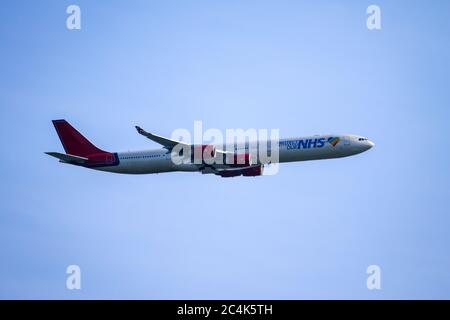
[51,119,106,157]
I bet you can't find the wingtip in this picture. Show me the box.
[135,126,144,134]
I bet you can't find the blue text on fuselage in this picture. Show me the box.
[280,138,326,150]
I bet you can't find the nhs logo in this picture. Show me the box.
[280,138,326,150]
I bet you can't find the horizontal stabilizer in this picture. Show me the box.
[45,152,88,164]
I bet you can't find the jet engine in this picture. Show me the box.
[218,165,264,178]
[226,153,253,167]
[241,165,264,176]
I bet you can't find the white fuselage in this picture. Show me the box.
[94,134,374,175]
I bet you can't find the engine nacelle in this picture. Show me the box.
[190,144,216,164]
[226,153,253,167]
[242,165,264,176]
[218,165,264,178]
[218,170,243,178]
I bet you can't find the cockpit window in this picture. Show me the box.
[358,138,368,141]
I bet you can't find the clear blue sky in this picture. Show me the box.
[0,0,449,299]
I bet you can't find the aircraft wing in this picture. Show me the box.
[135,126,262,177]
[135,126,231,158]
[135,126,189,149]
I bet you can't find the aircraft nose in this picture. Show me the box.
[365,140,375,150]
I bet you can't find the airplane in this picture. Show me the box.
[46,119,374,177]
